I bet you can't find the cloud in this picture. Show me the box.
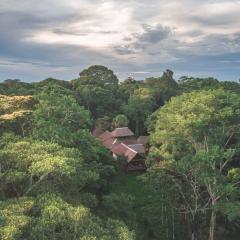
[134,24,172,45]
[0,0,240,81]
[114,24,172,55]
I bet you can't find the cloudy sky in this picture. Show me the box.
[0,0,240,82]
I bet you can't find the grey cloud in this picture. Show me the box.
[0,10,129,81]
[190,14,240,26]
[135,24,172,44]
[0,10,95,61]
[186,32,240,55]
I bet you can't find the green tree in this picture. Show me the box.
[77,85,117,118]
[145,70,179,106]
[32,85,91,147]
[36,78,72,90]
[178,77,240,94]
[95,116,112,132]
[102,193,136,227]
[0,197,34,240]
[148,89,240,240]
[72,65,120,118]
[124,88,156,136]
[0,138,86,198]
[75,65,119,91]
[118,77,143,102]
[0,95,35,136]
[112,114,129,128]
[0,79,35,96]
[0,194,135,240]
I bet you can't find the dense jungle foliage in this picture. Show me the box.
[0,65,240,240]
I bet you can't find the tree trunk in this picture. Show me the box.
[191,217,197,240]
[172,208,175,240]
[191,233,195,240]
[209,209,216,240]
[25,172,49,195]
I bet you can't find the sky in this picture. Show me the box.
[0,0,240,82]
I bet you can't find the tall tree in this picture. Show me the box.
[145,70,179,106]
[148,89,240,240]
[0,94,35,136]
[124,88,156,136]
[76,65,119,91]
[0,191,135,240]
[72,65,120,118]
[0,138,86,198]
[32,84,91,147]
[118,77,143,102]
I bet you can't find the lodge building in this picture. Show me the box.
[94,127,148,172]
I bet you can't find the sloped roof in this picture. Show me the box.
[98,131,113,142]
[102,137,115,149]
[120,137,137,145]
[112,143,146,160]
[128,144,145,154]
[124,148,137,162]
[96,130,146,163]
[122,143,145,162]
[137,136,148,147]
[111,127,134,137]
[112,143,129,155]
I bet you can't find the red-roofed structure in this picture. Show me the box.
[123,144,146,171]
[95,127,147,172]
[98,131,112,142]
[127,144,145,154]
[102,137,115,149]
[111,127,134,138]
[112,143,129,156]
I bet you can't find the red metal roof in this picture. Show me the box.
[111,127,134,137]
[102,137,116,149]
[97,130,146,164]
[122,143,146,162]
[124,148,137,162]
[120,137,137,145]
[112,143,129,155]
[98,131,113,142]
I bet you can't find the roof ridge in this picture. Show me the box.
[125,144,138,154]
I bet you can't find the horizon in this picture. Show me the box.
[0,67,239,83]
[0,0,240,82]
